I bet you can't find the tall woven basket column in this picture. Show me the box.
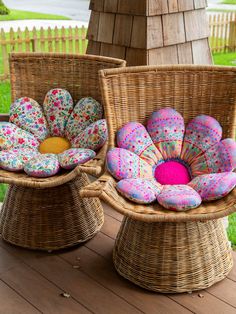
[81,65,236,293]
[87,0,212,65]
[0,53,125,251]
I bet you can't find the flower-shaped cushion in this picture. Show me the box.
[0,90,108,177]
[106,108,236,211]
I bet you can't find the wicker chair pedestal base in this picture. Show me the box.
[0,174,104,251]
[113,217,233,293]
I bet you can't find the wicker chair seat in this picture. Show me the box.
[81,171,236,222]
[81,65,236,293]
[0,53,125,250]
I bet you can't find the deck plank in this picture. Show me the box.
[0,209,235,314]
[0,246,23,275]
[170,290,236,314]
[206,278,236,308]
[100,213,121,239]
[103,202,123,222]
[61,246,192,314]
[227,251,236,282]
[0,242,140,314]
[1,263,90,314]
[0,280,40,314]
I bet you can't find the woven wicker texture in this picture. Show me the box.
[81,65,236,222]
[0,53,125,250]
[0,53,125,188]
[113,217,233,293]
[0,174,104,251]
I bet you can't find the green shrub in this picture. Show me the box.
[0,0,10,15]
[227,213,236,249]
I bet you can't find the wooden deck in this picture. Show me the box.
[0,203,235,314]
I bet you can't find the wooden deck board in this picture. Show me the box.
[0,210,235,314]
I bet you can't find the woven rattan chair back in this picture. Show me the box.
[10,53,126,105]
[99,65,236,148]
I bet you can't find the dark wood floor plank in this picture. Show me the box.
[61,245,192,314]
[227,251,236,282]
[207,278,236,308]
[0,246,23,275]
[86,232,114,260]
[101,214,121,239]
[170,290,236,314]
[1,263,89,314]
[1,243,140,314]
[0,280,40,314]
[103,202,123,222]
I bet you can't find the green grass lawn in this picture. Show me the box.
[0,9,70,21]
[220,0,236,4]
[213,51,236,65]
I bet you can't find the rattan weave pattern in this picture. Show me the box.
[0,53,126,250]
[113,218,233,293]
[81,65,236,292]
[81,65,236,222]
[0,53,126,187]
[0,174,104,250]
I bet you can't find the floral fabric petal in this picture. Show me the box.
[58,148,96,170]
[157,185,202,211]
[65,97,103,142]
[0,148,38,171]
[181,115,222,165]
[106,148,153,180]
[189,172,236,201]
[147,108,185,160]
[116,178,162,204]
[117,122,163,166]
[10,97,49,142]
[24,154,60,178]
[191,139,236,177]
[72,119,107,151]
[0,122,39,150]
[43,89,73,137]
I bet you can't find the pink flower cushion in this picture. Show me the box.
[65,97,103,142]
[106,107,236,211]
[117,179,162,204]
[24,154,60,177]
[181,115,222,165]
[147,108,185,160]
[10,97,49,143]
[72,119,108,151]
[191,139,236,177]
[117,122,163,166]
[58,148,96,170]
[157,185,202,211]
[189,172,236,201]
[0,149,38,171]
[0,89,108,178]
[154,160,191,185]
[0,122,39,151]
[43,89,73,136]
[106,148,153,181]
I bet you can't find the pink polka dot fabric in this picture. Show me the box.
[117,122,163,166]
[106,148,153,181]
[117,179,162,204]
[147,108,185,160]
[106,107,236,211]
[157,185,202,211]
[189,172,236,201]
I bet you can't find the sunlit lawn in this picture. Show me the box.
[0,9,70,21]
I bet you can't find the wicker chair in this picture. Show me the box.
[81,65,236,293]
[0,53,125,251]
